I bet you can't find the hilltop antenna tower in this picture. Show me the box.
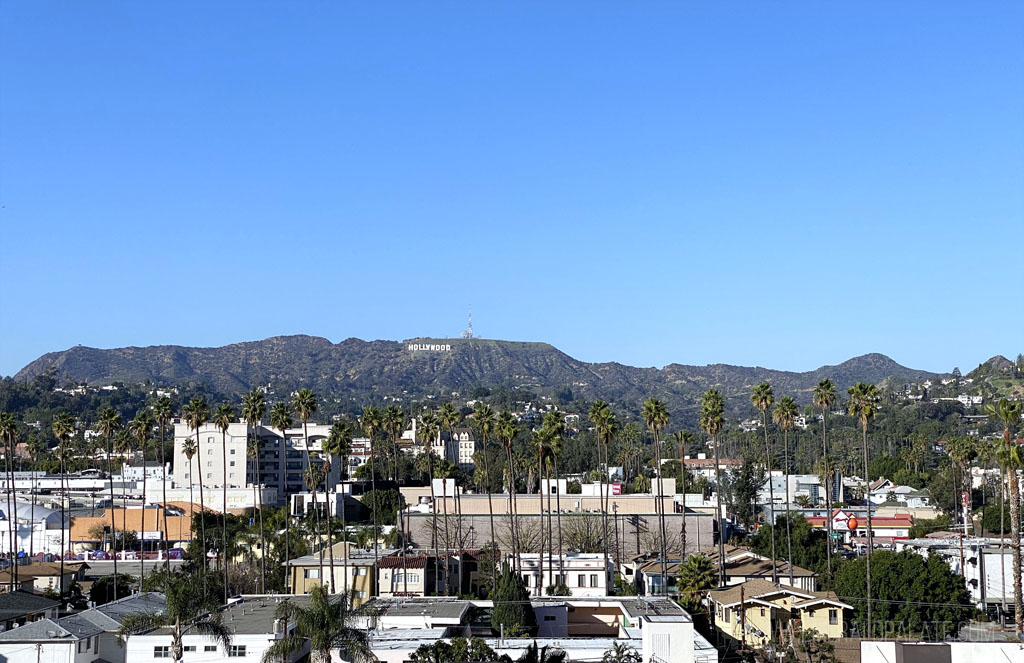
[461,307,474,339]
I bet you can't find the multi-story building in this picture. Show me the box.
[172,421,339,507]
[400,422,476,471]
[515,553,613,597]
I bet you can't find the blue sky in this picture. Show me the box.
[2,2,1022,377]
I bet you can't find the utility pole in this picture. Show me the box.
[740,584,746,653]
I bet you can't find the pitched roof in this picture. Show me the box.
[0,591,59,621]
[793,591,853,610]
[708,579,814,607]
[0,618,76,641]
[57,592,166,638]
[379,555,429,569]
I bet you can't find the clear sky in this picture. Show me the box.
[2,2,1022,377]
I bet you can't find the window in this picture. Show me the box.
[184,646,196,652]
[208,437,215,444]
[205,645,218,652]
[184,473,189,479]
[590,574,598,587]
[154,646,171,658]
[760,608,765,617]
[230,461,236,467]
[304,569,320,579]
[230,449,236,455]
[230,473,235,479]
[829,609,838,625]
[207,473,212,479]
[524,575,532,588]
[544,615,556,622]
[356,590,366,598]
[229,645,247,657]
[208,448,213,455]
[724,609,731,623]
[207,461,213,467]
[578,574,586,587]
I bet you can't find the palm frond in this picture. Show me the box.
[117,611,168,639]
[188,613,233,652]
[262,634,307,663]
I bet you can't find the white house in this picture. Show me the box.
[515,553,613,597]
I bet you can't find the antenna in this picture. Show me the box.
[461,307,474,339]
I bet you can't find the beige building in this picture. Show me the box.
[285,542,397,606]
[377,554,437,598]
[707,579,851,648]
[173,421,339,507]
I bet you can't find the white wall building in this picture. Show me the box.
[515,553,613,597]
[0,503,69,557]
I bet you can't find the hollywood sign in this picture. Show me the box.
[408,343,451,352]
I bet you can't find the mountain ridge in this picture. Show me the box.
[13,335,944,418]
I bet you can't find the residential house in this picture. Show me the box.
[377,555,438,598]
[805,509,914,546]
[0,591,59,632]
[0,561,88,595]
[698,545,818,591]
[707,579,851,649]
[515,553,613,597]
[286,543,399,605]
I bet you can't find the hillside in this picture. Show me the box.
[14,336,942,417]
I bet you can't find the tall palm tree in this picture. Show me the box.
[51,413,76,596]
[118,569,232,663]
[359,404,382,594]
[113,429,133,518]
[0,413,18,590]
[25,436,45,559]
[261,585,373,663]
[383,405,405,483]
[213,403,235,604]
[270,402,294,581]
[848,381,880,637]
[472,402,498,575]
[97,406,123,586]
[438,401,463,573]
[589,401,619,589]
[772,396,797,586]
[417,412,442,588]
[497,410,520,571]
[182,397,210,577]
[987,398,1023,633]
[241,390,267,591]
[641,398,670,594]
[671,430,694,559]
[152,395,174,566]
[750,381,777,583]
[813,379,837,580]
[530,425,551,592]
[129,410,155,587]
[541,410,566,589]
[699,389,725,587]
[324,419,353,594]
[293,389,323,583]
[182,438,197,530]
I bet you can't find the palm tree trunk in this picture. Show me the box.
[6,437,16,592]
[481,435,497,589]
[253,426,266,594]
[158,422,168,569]
[862,424,873,637]
[714,434,725,587]
[301,422,324,586]
[326,471,336,594]
[141,439,148,589]
[29,459,36,560]
[221,429,229,604]
[1010,464,1022,633]
[653,430,668,594]
[783,429,792,586]
[536,448,544,595]
[368,438,379,597]
[1001,465,1007,625]
[763,413,777,584]
[680,439,687,561]
[195,426,207,579]
[427,454,440,592]
[59,451,67,597]
[545,460,554,592]
[554,456,564,591]
[599,438,610,594]
[442,476,451,595]
[107,434,119,587]
[822,410,833,582]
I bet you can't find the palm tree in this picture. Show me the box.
[0,412,19,590]
[848,381,880,637]
[182,437,197,528]
[988,398,1023,633]
[772,396,797,586]
[213,403,235,604]
[589,401,619,590]
[542,410,567,590]
[417,411,442,587]
[118,569,232,663]
[360,404,382,594]
[182,397,210,576]
[750,381,777,583]
[153,395,174,566]
[438,401,463,576]
[383,405,405,483]
[25,436,45,559]
[530,425,551,592]
[270,402,294,578]
[699,389,725,587]
[472,402,498,575]
[497,410,520,571]
[130,410,155,587]
[671,430,694,559]
[293,389,323,583]
[241,390,267,591]
[324,419,353,594]
[641,398,670,594]
[813,378,837,581]
[51,413,76,596]
[97,406,123,586]
[261,585,373,663]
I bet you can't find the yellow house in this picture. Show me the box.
[707,579,851,648]
[285,542,397,607]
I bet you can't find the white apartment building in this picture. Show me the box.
[515,553,613,597]
[401,422,476,471]
[172,421,339,507]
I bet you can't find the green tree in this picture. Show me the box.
[261,585,372,663]
[119,570,232,663]
[602,643,641,663]
[848,381,880,635]
[409,637,509,663]
[490,563,536,636]
[472,401,499,581]
[751,381,777,582]
[749,513,827,577]
[589,401,619,594]
[293,389,323,582]
[834,550,975,638]
[324,418,354,594]
[641,397,670,593]
[517,642,567,663]
[360,404,382,593]
[90,573,133,605]
[51,412,76,596]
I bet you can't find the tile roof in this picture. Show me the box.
[0,618,75,641]
[379,555,429,569]
[0,591,59,621]
[708,579,814,607]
